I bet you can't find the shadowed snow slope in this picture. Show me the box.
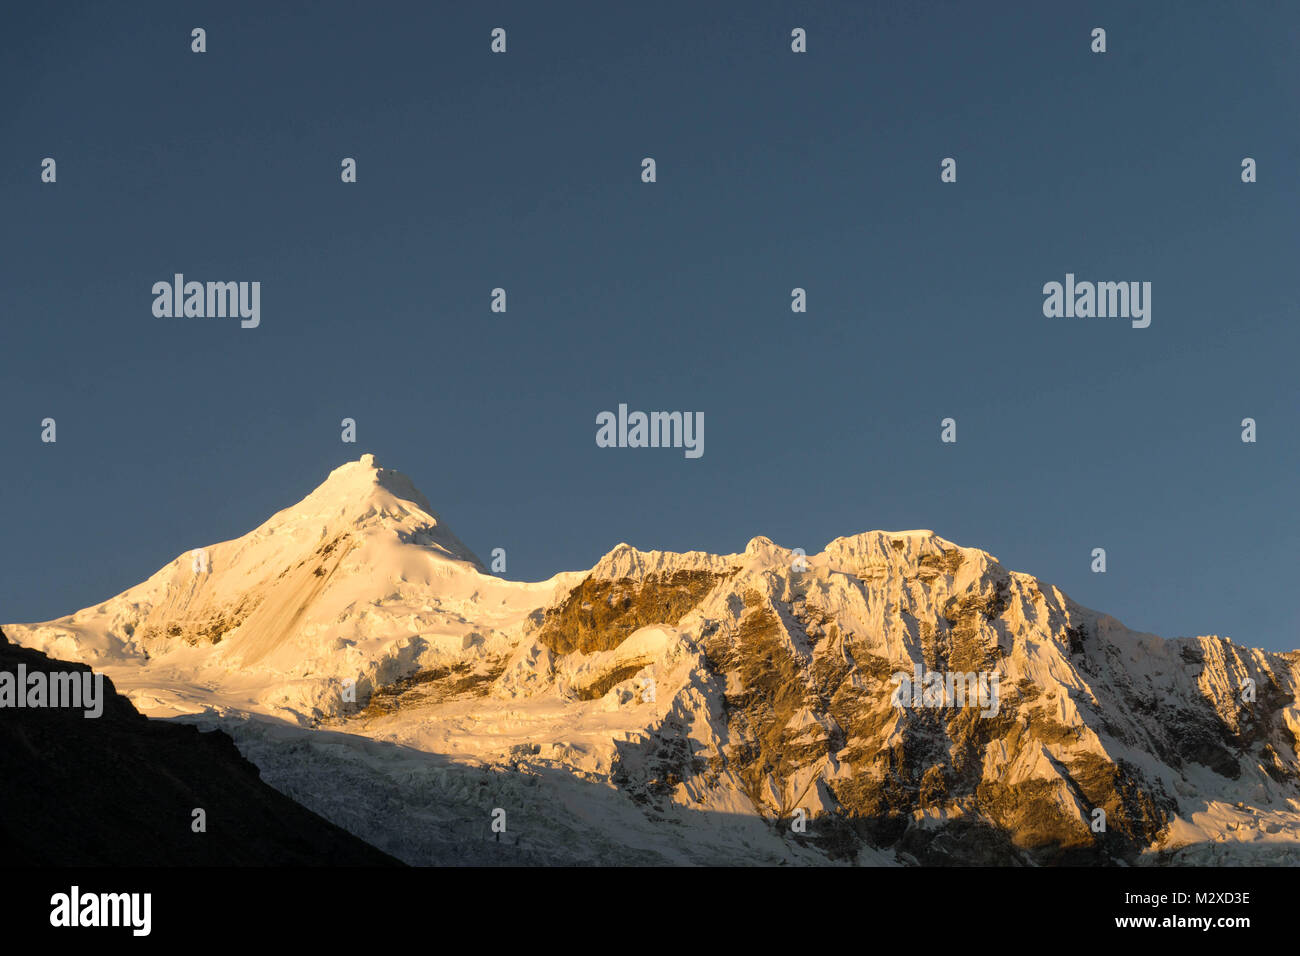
[8,455,1300,865]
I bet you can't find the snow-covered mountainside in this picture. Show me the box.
[9,455,1300,865]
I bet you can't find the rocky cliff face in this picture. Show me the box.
[493,530,1300,864]
[8,457,1299,865]
[0,627,399,866]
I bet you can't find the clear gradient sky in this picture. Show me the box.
[3,1,1297,649]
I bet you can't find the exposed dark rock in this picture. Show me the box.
[0,627,400,866]
[537,568,735,655]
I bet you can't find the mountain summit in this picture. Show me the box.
[7,456,1300,865]
[5,454,496,707]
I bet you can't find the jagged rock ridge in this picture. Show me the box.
[7,457,1299,865]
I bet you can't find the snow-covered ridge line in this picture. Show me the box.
[7,454,1298,866]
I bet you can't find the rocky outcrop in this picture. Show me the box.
[559,533,1300,864]
[0,627,400,866]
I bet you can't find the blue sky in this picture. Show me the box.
[2,1,1297,649]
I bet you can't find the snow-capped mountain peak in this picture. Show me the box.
[3,455,499,698]
[8,456,1300,866]
[265,453,483,567]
